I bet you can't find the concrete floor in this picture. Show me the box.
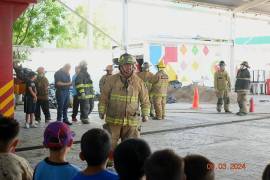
[15,95,270,180]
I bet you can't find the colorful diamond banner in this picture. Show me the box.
[181,75,189,83]
[181,61,188,70]
[180,45,187,55]
[192,45,199,55]
[192,61,199,71]
[203,45,209,56]
[149,45,162,66]
[164,47,178,64]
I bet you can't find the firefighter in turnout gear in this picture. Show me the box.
[214,61,232,113]
[137,62,155,117]
[235,61,251,116]
[98,53,150,149]
[75,61,95,124]
[151,61,169,120]
[99,65,113,93]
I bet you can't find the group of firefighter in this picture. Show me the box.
[76,52,251,150]
[76,53,169,149]
[100,54,170,149]
[214,60,251,116]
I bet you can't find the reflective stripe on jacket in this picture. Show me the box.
[150,70,169,97]
[75,70,94,100]
[98,73,150,126]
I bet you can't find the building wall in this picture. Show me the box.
[24,48,113,92]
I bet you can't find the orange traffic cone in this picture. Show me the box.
[192,86,200,109]
[249,97,254,112]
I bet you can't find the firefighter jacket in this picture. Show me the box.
[99,74,112,93]
[35,75,49,100]
[150,70,169,97]
[214,70,231,91]
[98,73,150,127]
[235,68,251,92]
[75,70,94,100]
[137,71,154,92]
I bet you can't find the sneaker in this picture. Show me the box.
[25,123,30,129]
[63,120,72,126]
[225,110,232,113]
[216,108,221,113]
[72,117,78,122]
[30,123,38,128]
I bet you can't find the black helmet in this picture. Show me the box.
[241,61,250,68]
[219,61,226,66]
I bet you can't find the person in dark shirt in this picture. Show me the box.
[184,154,215,180]
[54,64,72,125]
[24,71,37,129]
[35,67,51,123]
[73,128,118,180]
[145,149,186,180]
[113,138,151,180]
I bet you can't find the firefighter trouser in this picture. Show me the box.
[153,96,166,119]
[216,90,230,111]
[105,124,140,149]
[150,97,155,116]
[79,99,90,120]
[237,92,248,113]
[72,95,79,119]
[89,98,94,114]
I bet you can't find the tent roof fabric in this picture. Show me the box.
[174,0,270,15]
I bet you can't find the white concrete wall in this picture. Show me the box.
[24,48,113,92]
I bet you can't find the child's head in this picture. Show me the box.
[80,128,111,167]
[145,149,185,180]
[184,154,214,180]
[263,164,270,180]
[114,138,151,180]
[29,71,36,81]
[43,122,74,152]
[0,116,20,152]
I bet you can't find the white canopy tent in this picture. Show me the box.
[56,0,270,82]
[173,0,270,15]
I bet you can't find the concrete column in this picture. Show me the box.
[122,0,128,53]
[229,13,236,87]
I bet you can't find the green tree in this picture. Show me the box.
[13,0,67,47]
[56,5,88,48]
[13,0,117,50]
[92,5,117,49]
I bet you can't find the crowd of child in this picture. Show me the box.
[0,116,269,180]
